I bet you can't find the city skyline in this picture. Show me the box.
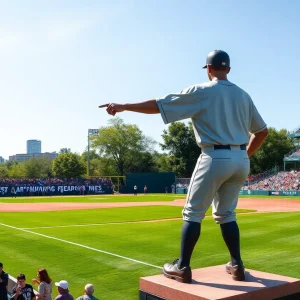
[1,1,300,160]
[1,139,55,161]
[1,136,83,160]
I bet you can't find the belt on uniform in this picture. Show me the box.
[214,144,246,150]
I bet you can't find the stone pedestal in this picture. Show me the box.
[139,265,300,300]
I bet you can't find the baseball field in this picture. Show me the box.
[1,194,300,300]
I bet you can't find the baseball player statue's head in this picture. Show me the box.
[203,50,231,81]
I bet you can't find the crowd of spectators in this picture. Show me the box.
[0,178,113,188]
[175,170,300,192]
[175,178,190,191]
[247,173,268,183]
[175,173,277,191]
[242,170,300,191]
[0,263,99,300]
[286,148,300,158]
[0,177,114,197]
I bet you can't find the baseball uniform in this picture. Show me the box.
[157,80,266,224]
[159,50,267,284]
[99,49,268,284]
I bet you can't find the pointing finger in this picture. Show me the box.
[99,104,109,108]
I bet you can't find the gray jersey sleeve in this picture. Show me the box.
[156,85,202,124]
[249,100,267,134]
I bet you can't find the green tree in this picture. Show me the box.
[52,153,85,178]
[80,156,119,177]
[250,127,295,174]
[160,122,200,177]
[7,162,26,178]
[127,151,159,173]
[93,157,119,176]
[24,157,53,178]
[91,117,156,175]
[6,160,18,170]
[59,148,71,154]
[81,149,100,162]
[0,165,9,178]
[154,153,173,172]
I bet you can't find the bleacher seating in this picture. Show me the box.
[242,170,300,191]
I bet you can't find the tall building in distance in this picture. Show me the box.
[0,156,5,164]
[9,140,58,162]
[27,139,41,154]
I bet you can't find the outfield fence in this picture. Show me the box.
[239,190,300,196]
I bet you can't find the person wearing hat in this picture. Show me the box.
[54,280,74,300]
[99,49,268,283]
[0,262,9,300]
[76,284,99,300]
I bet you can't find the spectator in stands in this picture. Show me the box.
[32,269,52,300]
[11,274,36,300]
[0,262,9,300]
[54,280,74,300]
[76,284,99,300]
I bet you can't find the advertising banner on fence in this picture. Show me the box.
[269,191,280,196]
[281,190,299,196]
[0,185,113,196]
[269,190,300,196]
[240,190,300,196]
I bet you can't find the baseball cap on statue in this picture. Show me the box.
[55,280,69,289]
[203,50,230,69]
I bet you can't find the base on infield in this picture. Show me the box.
[139,265,300,300]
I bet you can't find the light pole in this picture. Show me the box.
[87,129,99,177]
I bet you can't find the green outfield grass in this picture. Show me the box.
[0,206,253,228]
[0,194,184,203]
[1,193,300,203]
[0,194,300,203]
[0,196,299,300]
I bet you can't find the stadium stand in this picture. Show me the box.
[0,177,113,197]
[242,170,300,191]
[0,178,113,187]
[285,148,300,158]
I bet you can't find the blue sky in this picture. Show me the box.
[1,0,300,159]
